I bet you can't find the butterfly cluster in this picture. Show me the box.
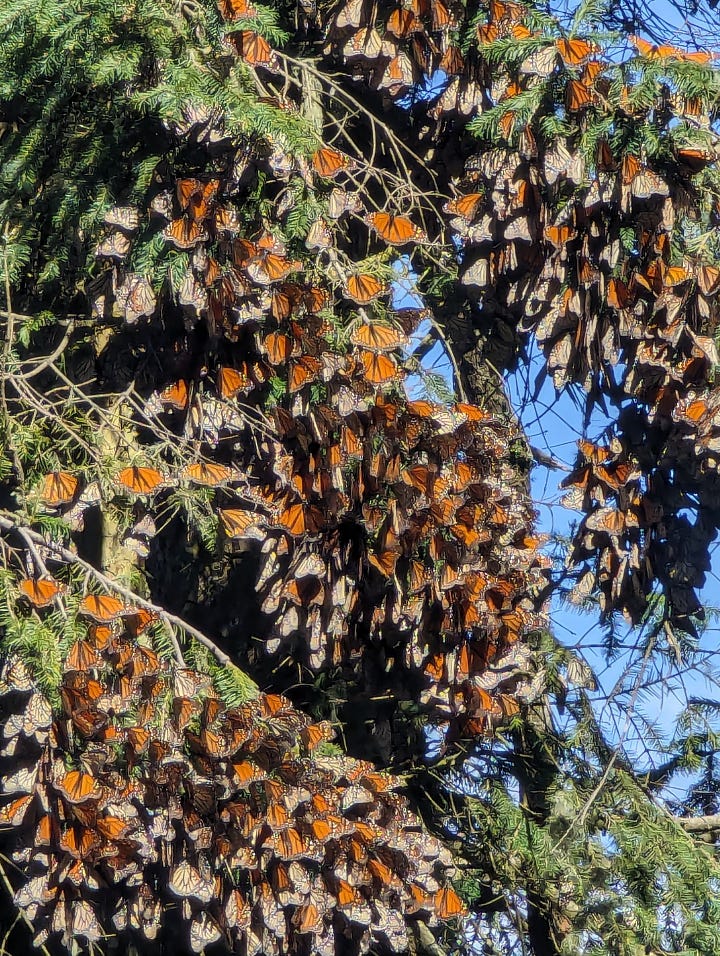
[70,3,554,750]
[315,0,720,632]
[0,634,461,954]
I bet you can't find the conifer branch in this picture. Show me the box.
[0,512,253,681]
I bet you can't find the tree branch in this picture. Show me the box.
[0,512,255,682]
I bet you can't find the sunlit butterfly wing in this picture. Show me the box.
[79,594,127,621]
[18,578,64,608]
[117,466,165,495]
[343,274,387,304]
[39,471,79,507]
[366,212,426,245]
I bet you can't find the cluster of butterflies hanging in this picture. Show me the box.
[0,634,467,954]
[310,0,720,629]
[0,3,563,949]
[80,0,553,746]
[5,0,719,948]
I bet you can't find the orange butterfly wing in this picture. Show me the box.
[56,769,101,804]
[160,380,188,410]
[217,0,257,20]
[351,323,406,352]
[117,466,165,495]
[79,594,126,621]
[19,578,64,608]
[39,471,79,507]
[366,212,426,245]
[217,365,250,398]
[434,886,467,919]
[359,350,399,385]
[566,78,593,110]
[182,463,235,486]
[312,148,355,178]
[263,332,293,365]
[556,37,595,64]
[343,274,387,304]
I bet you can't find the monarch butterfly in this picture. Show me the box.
[306,217,334,250]
[263,331,293,365]
[18,577,64,608]
[443,193,484,220]
[64,639,100,672]
[103,206,140,232]
[117,466,165,495]
[78,593,127,623]
[190,915,222,953]
[368,548,400,576]
[544,223,574,246]
[245,252,301,286]
[163,217,208,250]
[434,886,467,919]
[217,0,257,20]
[116,274,156,324]
[0,657,33,696]
[606,277,632,310]
[268,827,307,863]
[159,379,188,411]
[55,769,101,804]
[367,857,395,885]
[214,204,241,236]
[39,471,79,507]
[311,148,357,178]
[265,802,290,831]
[439,45,465,75]
[182,462,235,486]
[676,147,713,173]
[293,902,323,935]
[0,794,34,826]
[95,231,131,260]
[217,365,250,398]
[630,168,670,200]
[664,265,689,287]
[359,350,399,385]
[340,783,373,808]
[343,27,383,60]
[351,323,406,352]
[300,721,334,750]
[289,355,322,392]
[565,78,593,111]
[585,506,635,534]
[386,7,423,36]
[334,0,365,29]
[219,509,265,540]
[343,274,387,304]
[275,501,324,535]
[556,36,596,64]
[630,35,714,62]
[60,824,99,859]
[311,815,352,843]
[376,53,417,94]
[227,30,281,72]
[519,44,558,77]
[476,21,498,43]
[698,264,720,296]
[176,178,219,220]
[431,0,457,30]
[168,861,214,904]
[327,187,364,220]
[95,814,133,842]
[366,211,426,245]
[301,288,330,318]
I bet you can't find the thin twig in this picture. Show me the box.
[0,513,252,678]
